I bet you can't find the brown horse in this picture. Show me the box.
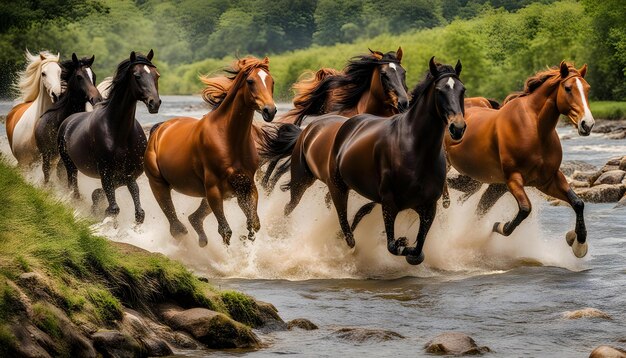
[283,58,466,265]
[445,62,594,258]
[145,57,276,247]
[257,48,410,191]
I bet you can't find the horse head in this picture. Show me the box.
[370,47,410,113]
[69,53,102,106]
[129,49,161,113]
[243,56,277,122]
[556,61,595,136]
[429,57,466,141]
[40,53,63,103]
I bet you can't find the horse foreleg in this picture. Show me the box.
[381,203,407,256]
[268,158,291,193]
[403,203,437,265]
[41,152,52,184]
[492,173,531,236]
[148,178,188,237]
[189,199,212,247]
[538,171,588,258]
[441,182,450,208]
[233,175,260,242]
[261,159,279,191]
[327,181,354,248]
[205,185,231,246]
[284,155,315,216]
[59,145,79,199]
[127,180,145,224]
[476,183,508,217]
[101,175,120,217]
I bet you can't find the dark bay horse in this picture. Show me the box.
[258,48,410,191]
[445,62,594,258]
[283,58,466,265]
[144,57,277,247]
[58,50,160,223]
[36,53,102,183]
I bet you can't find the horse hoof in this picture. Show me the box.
[248,232,256,242]
[345,235,355,248]
[171,222,188,237]
[443,199,450,209]
[223,237,231,246]
[492,222,509,236]
[198,235,208,248]
[566,231,576,246]
[406,252,425,265]
[572,240,588,258]
[105,206,120,216]
[135,210,145,224]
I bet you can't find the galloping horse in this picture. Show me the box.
[445,62,594,258]
[145,57,277,247]
[6,51,63,166]
[36,54,102,183]
[58,50,160,223]
[283,58,466,265]
[258,48,410,191]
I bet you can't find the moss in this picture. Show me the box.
[0,281,21,320]
[15,256,30,272]
[220,291,262,327]
[32,303,62,339]
[87,289,123,324]
[0,324,16,357]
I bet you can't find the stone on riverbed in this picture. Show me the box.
[333,327,404,343]
[424,332,490,355]
[288,318,318,330]
[92,330,143,358]
[589,345,626,358]
[620,157,626,171]
[593,170,626,185]
[575,184,626,203]
[562,307,612,320]
[561,160,597,177]
[572,170,599,183]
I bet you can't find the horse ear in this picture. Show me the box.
[263,56,269,64]
[88,55,95,66]
[559,61,569,78]
[72,53,79,65]
[396,47,403,62]
[40,53,46,61]
[455,59,462,76]
[429,56,438,77]
[579,64,588,78]
[147,49,154,61]
[130,51,136,63]
[369,48,383,60]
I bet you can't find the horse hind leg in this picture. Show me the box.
[492,173,531,237]
[283,153,316,216]
[189,199,212,247]
[101,175,120,218]
[327,180,355,248]
[476,183,508,217]
[91,188,106,215]
[58,139,80,199]
[148,177,188,237]
[127,180,145,224]
[351,202,377,232]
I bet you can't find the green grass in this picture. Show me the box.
[589,101,626,120]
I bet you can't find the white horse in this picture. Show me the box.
[6,50,63,167]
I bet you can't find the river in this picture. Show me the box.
[1,96,624,357]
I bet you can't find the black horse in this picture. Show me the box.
[36,53,102,184]
[282,58,466,265]
[58,50,161,223]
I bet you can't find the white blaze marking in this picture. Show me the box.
[575,78,594,127]
[144,65,151,74]
[258,70,269,89]
[447,77,455,89]
[389,63,397,71]
[86,68,94,83]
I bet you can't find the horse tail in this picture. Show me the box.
[282,68,340,126]
[149,122,165,136]
[257,122,302,163]
[487,98,501,109]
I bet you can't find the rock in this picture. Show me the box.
[333,327,404,343]
[158,304,260,349]
[121,309,173,356]
[594,170,626,185]
[256,301,287,331]
[10,320,55,358]
[620,157,626,171]
[616,194,626,208]
[563,308,612,320]
[575,184,626,203]
[570,180,590,188]
[561,161,597,177]
[572,170,599,183]
[92,330,143,358]
[589,345,626,358]
[287,318,318,330]
[606,157,624,166]
[424,332,490,355]
[601,165,620,174]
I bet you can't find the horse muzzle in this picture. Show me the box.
[145,98,162,114]
[261,105,277,122]
[447,114,466,141]
[397,98,409,113]
[577,118,595,136]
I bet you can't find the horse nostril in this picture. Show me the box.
[159,99,162,105]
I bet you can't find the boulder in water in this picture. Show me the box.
[424,332,491,355]
[333,327,404,343]
[92,330,143,358]
[288,318,318,330]
[594,170,626,185]
[589,345,626,358]
[576,184,626,203]
[562,307,612,320]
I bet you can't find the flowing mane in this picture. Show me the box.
[503,62,581,104]
[409,62,457,106]
[101,52,154,109]
[199,57,270,109]
[15,50,60,102]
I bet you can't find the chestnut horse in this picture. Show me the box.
[145,57,277,247]
[258,48,410,191]
[445,62,594,258]
[58,50,160,223]
[6,51,63,166]
[283,58,466,265]
[36,53,102,183]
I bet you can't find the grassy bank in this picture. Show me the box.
[589,101,626,120]
[0,157,273,355]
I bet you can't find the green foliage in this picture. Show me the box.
[589,101,626,120]
[0,324,16,357]
[87,288,123,324]
[220,291,262,327]
[32,303,61,338]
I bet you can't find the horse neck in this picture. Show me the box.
[399,89,445,152]
[357,69,394,116]
[64,85,88,116]
[525,80,561,137]
[105,82,138,143]
[208,84,255,149]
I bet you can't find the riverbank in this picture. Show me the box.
[0,157,292,356]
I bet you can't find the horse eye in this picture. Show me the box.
[42,72,47,77]
[76,75,83,80]
[134,73,141,79]
[247,79,254,85]
[565,86,572,93]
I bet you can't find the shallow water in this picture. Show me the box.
[1,96,625,357]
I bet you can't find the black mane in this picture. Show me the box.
[46,57,94,113]
[101,53,154,108]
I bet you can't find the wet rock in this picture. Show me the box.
[616,194,626,208]
[606,157,623,166]
[333,327,404,343]
[288,318,318,330]
[572,170,599,183]
[121,309,173,356]
[256,301,287,331]
[575,184,626,203]
[594,170,626,185]
[562,307,612,320]
[620,157,626,171]
[561,160,597,177]
[601,165,620,174]
[92,330,143,358]
[424,332,491,355]
[589,345,626,358]
[158,304,260,349]
[570,180,591,188]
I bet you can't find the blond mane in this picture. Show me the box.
[504,62,582,104]
[199,57,270,109]
[15,50,60,102]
